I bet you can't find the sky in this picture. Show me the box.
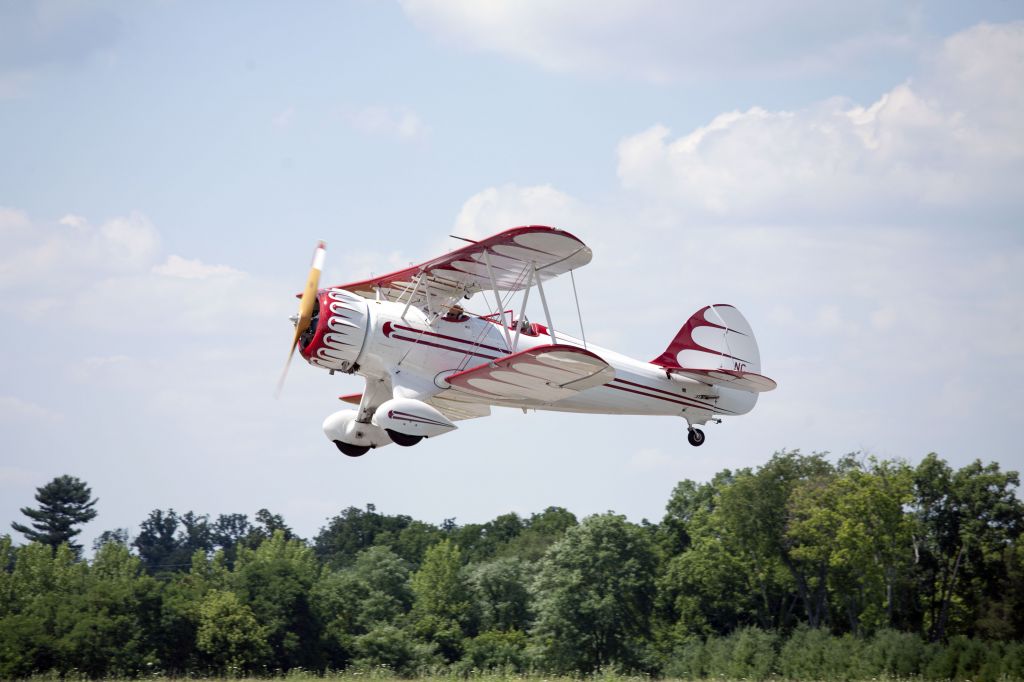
[1,1,1022,547]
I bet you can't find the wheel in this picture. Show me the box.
[334,440,370,457]
[386,429,423,447]
[687,428,706,447]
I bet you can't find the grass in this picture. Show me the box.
[20,673,971,682]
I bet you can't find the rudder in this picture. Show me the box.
[652,304,762,375]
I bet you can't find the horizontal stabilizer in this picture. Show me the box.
[668,367,777,393]
[445,344,614,404]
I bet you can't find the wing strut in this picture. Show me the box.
[482,250,514,349]
[511,265,534,353]
[532,261,557,344]
[401,271,423,320]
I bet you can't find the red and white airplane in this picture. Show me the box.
[280,226,775,457]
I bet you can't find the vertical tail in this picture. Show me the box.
[652,304,762,374]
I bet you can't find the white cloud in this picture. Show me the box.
[435,26,1024,466]
[347,106,428,140]
[0,206,32,233]
[0,395,62,423]
[400,0,917,82]
[615,22,1024,221]
[0,209,278,335]
[0,209,158,283]
[453,184,585,240]
[153,255,241,280]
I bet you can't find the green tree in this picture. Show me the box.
[315,504,420,568]
[0,542,84,677]
[312,543,414,666]
[58,542,162,677]
[410,539,471,661]
[467,556,531,632]
[195,589,270,673]
[504,506,578,561]
[133,509,183,574]
[448,512,525,562]
[234,529,321,670]
[11,475,98,557]
[531,513,658,672]
[913,454,1023,640]
[786,456,916,634]
[717,451,835,628]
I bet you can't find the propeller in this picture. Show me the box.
[276,241,326,397]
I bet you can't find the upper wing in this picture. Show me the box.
[443,344,614,405]
[332,226,591,312]
[667,367,777,393]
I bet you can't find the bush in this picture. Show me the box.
[923,635,1007,682]
[777,627,868,680]
[660,637,707,679]
[723,627,778,680]
[456,629,530,673]
[352,624,439,676]
[863,628,929,677]
[1002,641,1024,680]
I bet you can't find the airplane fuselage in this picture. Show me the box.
[304,289,757,426]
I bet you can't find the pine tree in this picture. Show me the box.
[11,475,98,556]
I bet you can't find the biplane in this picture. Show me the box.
[279,226,775,456]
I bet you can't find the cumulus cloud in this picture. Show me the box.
[436,26,1024,463]
[152,255,241,280]
[615,22,1024,221]
[0,209,278,334]
[400,0,916,81]
[347,106,428,141]
[0,210,159,295]
[0,395,62,423]
[453,184,585,240]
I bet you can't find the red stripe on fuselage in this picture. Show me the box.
[612,377,725,413]
[605,380,735,415]
[387,322,510,355]
[390,334,501,361]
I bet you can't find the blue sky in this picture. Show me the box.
[2,1,1022,546]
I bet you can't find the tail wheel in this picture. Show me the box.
[334,440,370,457]
[386,429,423,447]
[687,428,705,447]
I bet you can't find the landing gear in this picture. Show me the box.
[386,429,424,447]
[334,440,370,457]
[687,427,706,447]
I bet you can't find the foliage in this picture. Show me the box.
[195,589,270,673]
[531,513,658,673]
[0,451,1022,679]
[10,475,98,557]
[410,540,472,662]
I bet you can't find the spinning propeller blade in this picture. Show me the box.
[276,241,326,397]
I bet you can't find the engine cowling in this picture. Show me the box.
[372,398,456,443]
[299,289,370,372]
[322,409,393,456]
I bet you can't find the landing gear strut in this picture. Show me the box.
[687,427,705,447]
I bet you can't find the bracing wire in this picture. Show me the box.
[570,269,587,350]
[454,264,531,372]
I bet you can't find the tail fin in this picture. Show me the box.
[652,304,762,374]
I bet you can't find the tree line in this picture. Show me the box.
[1,451,1023,680]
